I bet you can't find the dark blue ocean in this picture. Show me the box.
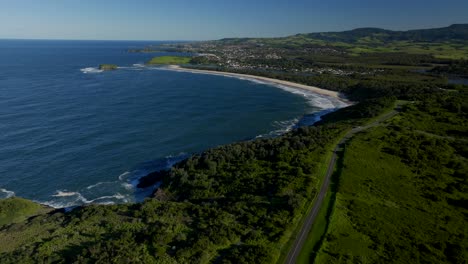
[0,40,345,207]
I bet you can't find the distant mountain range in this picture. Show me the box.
[299,24,468,43]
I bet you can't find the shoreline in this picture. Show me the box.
[166,65,352,106]
[1,65,352,209]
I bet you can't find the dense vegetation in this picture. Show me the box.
[242,52,449,69]
[0,96,399,263]
[186,63,449,102]
[1,25,468,263]
[431,60,468,76]
[0,117,353,263]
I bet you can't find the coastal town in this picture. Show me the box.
[131,39,384,76]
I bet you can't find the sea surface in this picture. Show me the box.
[448,77,468,85]
[0,39,345,207]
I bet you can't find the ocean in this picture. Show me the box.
[0,39,345,208]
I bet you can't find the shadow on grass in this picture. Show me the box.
[308,142,347,263]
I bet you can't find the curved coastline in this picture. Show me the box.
[166,65,352,106]
[2,65,352,209]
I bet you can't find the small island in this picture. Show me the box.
[99,64,118,71]
[146,56,192,65]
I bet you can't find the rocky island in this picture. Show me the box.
[98,64,118,71]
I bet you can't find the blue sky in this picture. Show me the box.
[0,0,467,40]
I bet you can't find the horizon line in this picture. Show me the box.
[1,23,466,42]
[0,37,197,42]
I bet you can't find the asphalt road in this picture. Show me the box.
[284,109,399,264]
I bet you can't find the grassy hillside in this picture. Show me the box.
[147,56,192,65]
[215,24,468,59]
[313,95,468,263]
[302,24,468,43]
[0,197,52,227]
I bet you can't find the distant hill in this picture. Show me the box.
[300,24,468,43]
[214,24,468,59]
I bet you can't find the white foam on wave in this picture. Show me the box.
[138,65,348,109]
[236,76,270,85]
[304,93,339,110]
[269,83,344,110]
[122,183,134,190]
[34,152,191,208]
[274,118,300,132]
[52,190,79,197]
[256,117,300,138]
[42,190,129,208]
[153,66,350,137]
[160,66,349,111]
[118,171,131,181]
[86,181,113,190]
[40,201,75,209]
[81,64,149,74]
[80,67,103,74]
[95,201,115,205]
[0,188,15,199]
[165,152,189,167]
[88,193,127,203]
[42,191,90,208]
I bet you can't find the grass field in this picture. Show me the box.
[296,102,401,264]
[276,135,346,264]
[296,190,334,263]
[253,36,468,59]
[313,106,468,263]
[147,56,192,65]
[0,197,52,227]
[346,41,468,59]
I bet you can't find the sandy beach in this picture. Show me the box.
[167,65,350,104]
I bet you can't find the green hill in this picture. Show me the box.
[301,24,468,43]
[215,24,468,59]
[0,197,52,227]
[147,56,192,65]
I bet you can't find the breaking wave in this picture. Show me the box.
[156,65,349,112]
[60,64,351,209]
[0,188,15,199]
[256,117,300,138]
[52,191,79,197]
[80,67,104,74]
[36,153,189,209]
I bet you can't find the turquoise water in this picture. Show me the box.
[0,40,345,207]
